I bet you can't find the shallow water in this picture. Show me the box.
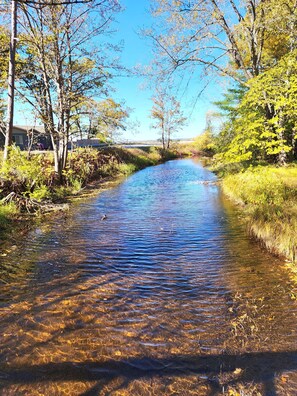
[1,159,297,395]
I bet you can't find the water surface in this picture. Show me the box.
[1,159,297,395]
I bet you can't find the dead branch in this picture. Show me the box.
[1,192,69,213]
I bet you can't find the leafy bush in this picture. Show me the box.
[117,163,137,175]
[193,130,216,154]
[29,185,51,201]
[65,147,114,185]
[0,146,53,200]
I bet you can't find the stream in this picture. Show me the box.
[1,159,297,395]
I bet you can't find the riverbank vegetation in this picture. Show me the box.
[222,166,297,262]
[177,102,297,262]
[0,146,176,232]
[209,63,297,262]
[178,133,297,263]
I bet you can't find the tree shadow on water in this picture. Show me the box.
[1,351,297,395]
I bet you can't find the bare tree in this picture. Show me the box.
[151,87,186,149]
[15,0,121,182]
[2,0,121,177]
[2,0,96,162]
[148,0,295,83]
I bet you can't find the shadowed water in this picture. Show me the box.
[1,159,297,395]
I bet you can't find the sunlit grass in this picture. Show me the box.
[0,202,18,230]
[116,163,137,175]
[222,165,297,261]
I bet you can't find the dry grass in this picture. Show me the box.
[222,165,297,262]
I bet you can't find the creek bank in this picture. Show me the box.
[219,165,297,263]
[174,140,297,262]
[0,146,178,246]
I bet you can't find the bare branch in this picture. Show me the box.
[229,0,244,22]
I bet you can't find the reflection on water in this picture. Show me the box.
[1,159,297,395]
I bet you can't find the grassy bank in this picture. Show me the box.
[221,165,297,262]
[0,146,177,234]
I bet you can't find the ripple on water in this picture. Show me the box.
[1,159,297,395]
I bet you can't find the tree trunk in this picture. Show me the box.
[4,0,17,162]
[161,120,165,150]
[278,113,287,166]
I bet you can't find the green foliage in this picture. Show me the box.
[213,85,248,121]
[117,163,137,176]
[0,202,17,229]
[193,130,216,154]
[215,52,297,165]
[212,85,248,160]
[0,146,53,200]
[29,185,51,201]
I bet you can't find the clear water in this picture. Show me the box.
[1,159,297,395]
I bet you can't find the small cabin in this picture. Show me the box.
[0,125,52,150]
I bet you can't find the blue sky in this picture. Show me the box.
[111,0,225,141]
[15,0,225,141]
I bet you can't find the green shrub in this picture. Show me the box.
[117,163,137,175]
[29,185,51,201]
[0,146,52,198]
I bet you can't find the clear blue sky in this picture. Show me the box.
[15,0,225,141]
[111,0,225,141]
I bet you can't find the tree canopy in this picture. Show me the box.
[1,0,122,179]
[150,0,297,165]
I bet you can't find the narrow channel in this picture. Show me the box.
[1,159,297,395]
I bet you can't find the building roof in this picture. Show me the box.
[13,125,45,134]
